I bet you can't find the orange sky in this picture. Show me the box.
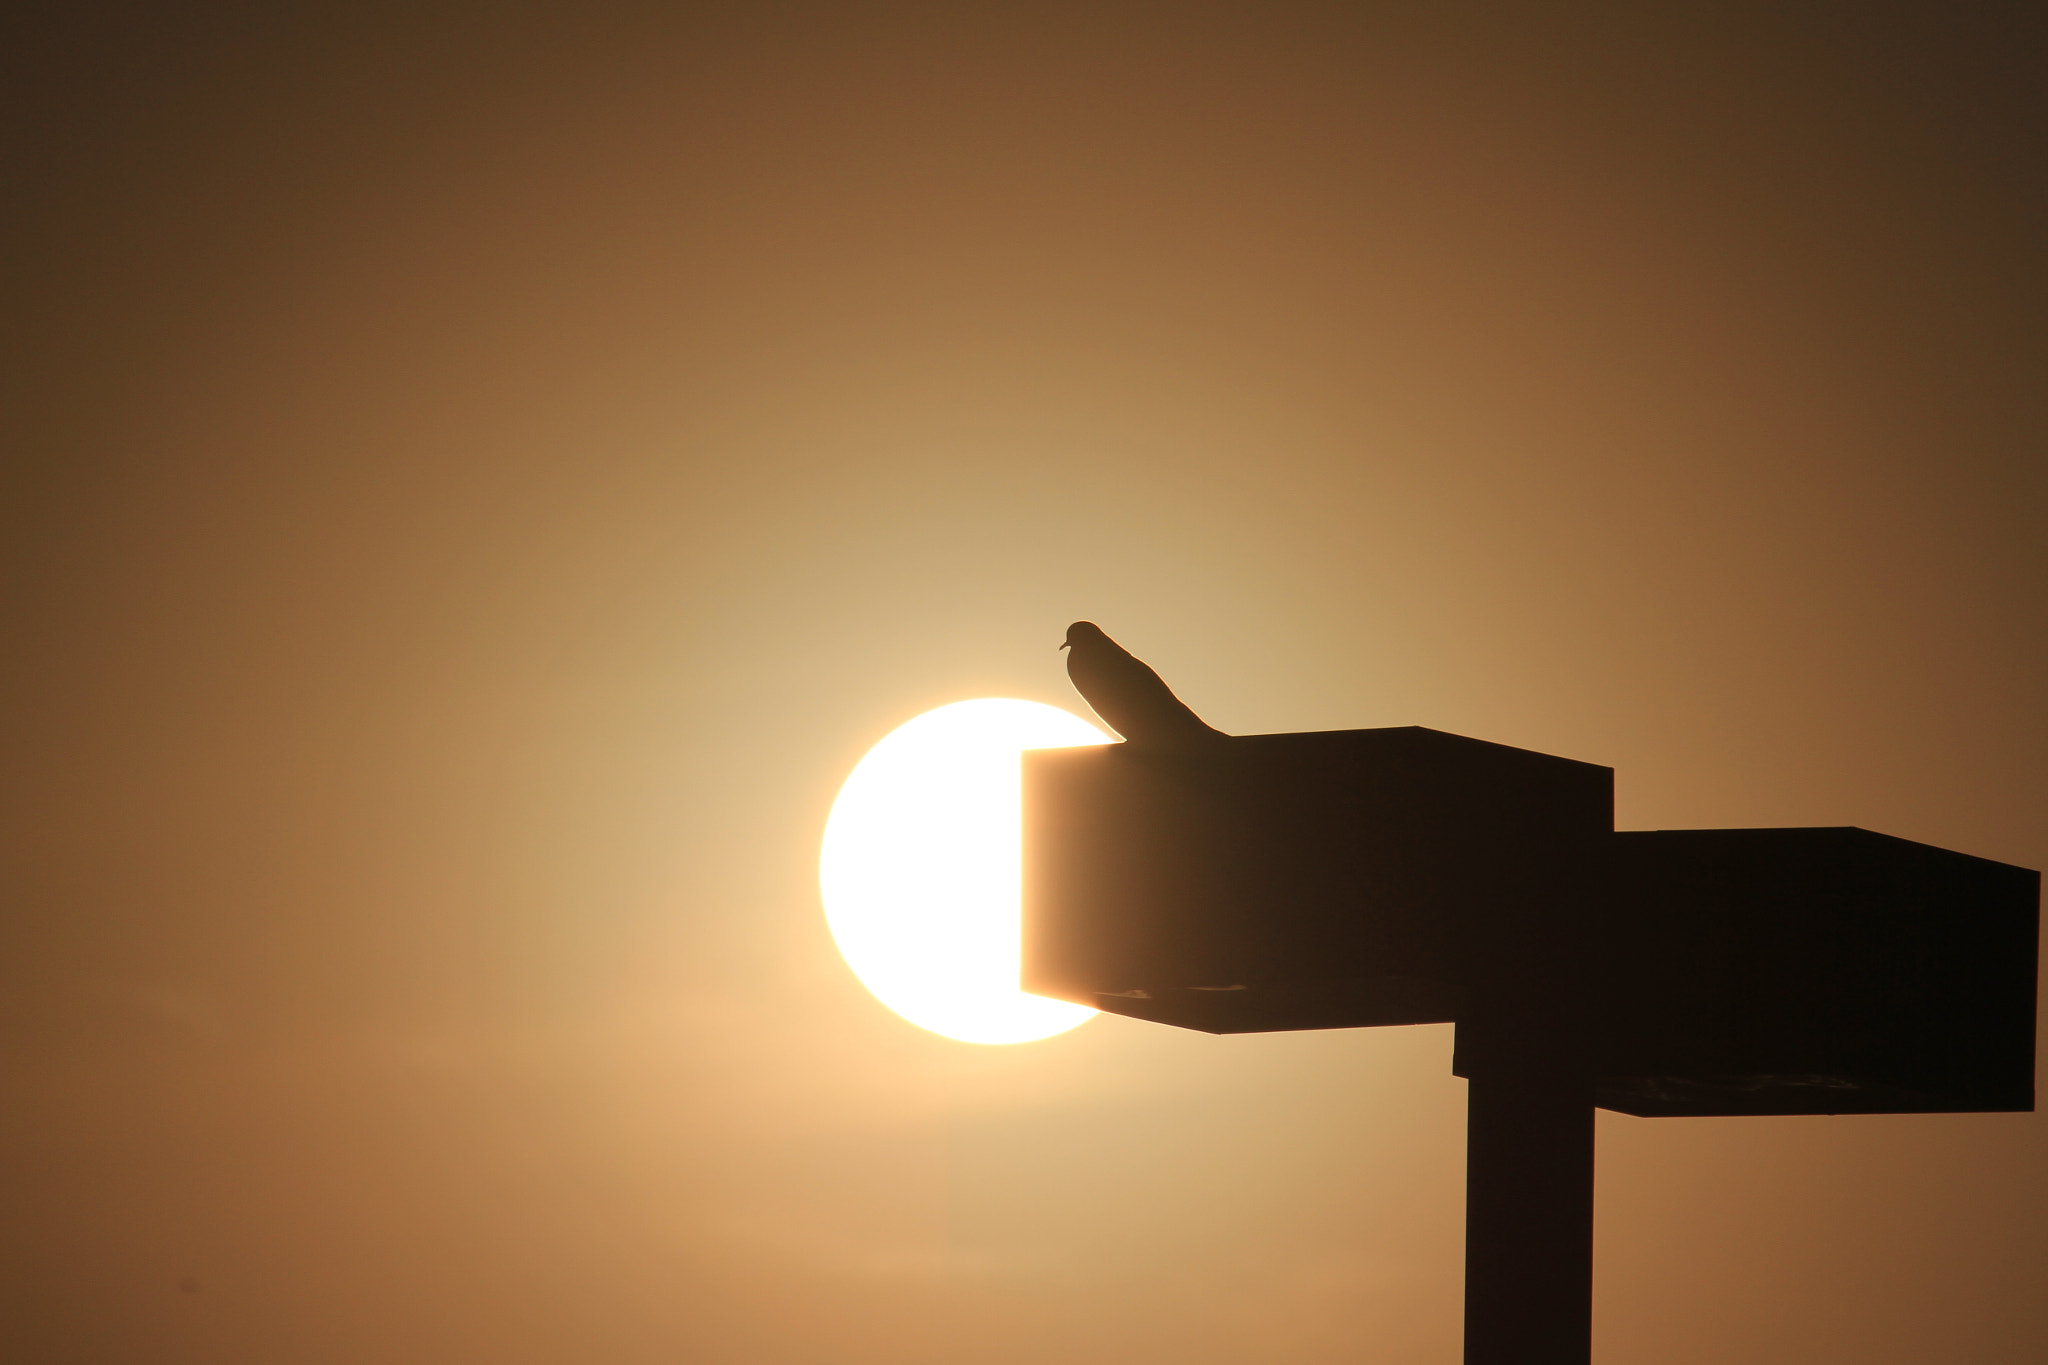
[4,4,2043,1362]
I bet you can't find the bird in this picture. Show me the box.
[1061,622,1228,751]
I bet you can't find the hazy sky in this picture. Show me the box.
[4,4,2043,1362]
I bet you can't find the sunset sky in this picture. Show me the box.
[4,4,2043,1362]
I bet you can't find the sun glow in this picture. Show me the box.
[820,699,1110,1044]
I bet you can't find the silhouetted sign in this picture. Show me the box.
[1022,726,2037,1119]
[1599,827,2035,1115]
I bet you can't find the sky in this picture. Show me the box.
[3,3,2043,1362]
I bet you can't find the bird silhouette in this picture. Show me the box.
[1061,622,1228,750]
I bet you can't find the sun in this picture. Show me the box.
[819,699,1110,1044]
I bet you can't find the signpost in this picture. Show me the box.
[1022,726,2038,1365]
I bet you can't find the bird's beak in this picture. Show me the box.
[1058,641,1070,650]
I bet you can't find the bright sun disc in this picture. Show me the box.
[820,699,1110,1044]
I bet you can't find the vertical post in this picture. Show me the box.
[1462,1062,1594,1365]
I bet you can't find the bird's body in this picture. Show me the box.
[1061,622,1228,751]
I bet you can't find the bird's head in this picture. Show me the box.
[1061,621,1107,651]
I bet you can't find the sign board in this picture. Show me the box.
[1022,727,2037,1117]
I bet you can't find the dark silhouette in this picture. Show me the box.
[1061,621,1228,750]
[1022,708,2039,1365]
